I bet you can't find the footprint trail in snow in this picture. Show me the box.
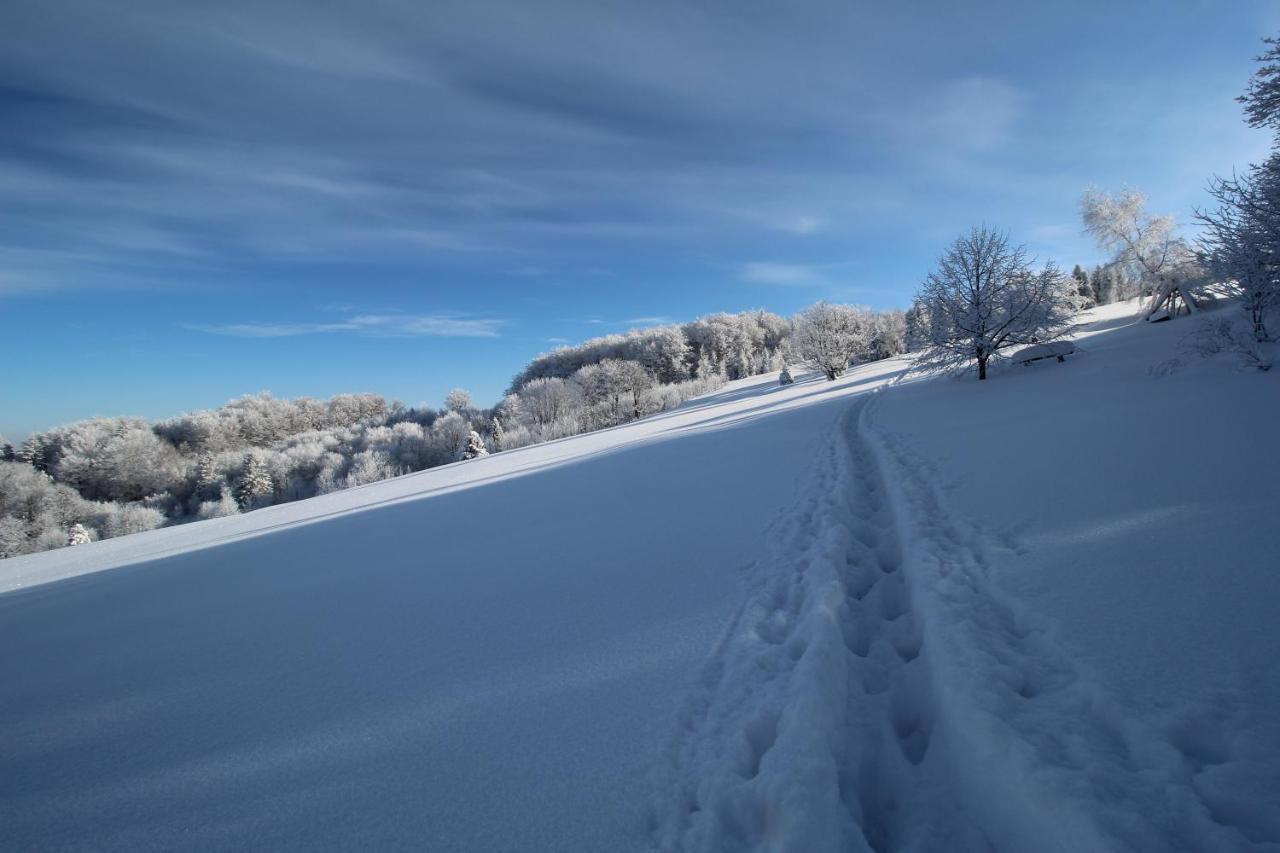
[650,392,1257,853]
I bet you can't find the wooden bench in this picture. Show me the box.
[1017,341,1076,365]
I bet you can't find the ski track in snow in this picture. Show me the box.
[650,387,1265,853]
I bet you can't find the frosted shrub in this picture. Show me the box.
[100,504,165,538]
[196,487,240,520]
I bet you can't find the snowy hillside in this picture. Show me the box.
[2,300,1277,852]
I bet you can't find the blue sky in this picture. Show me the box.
[2,0,1277,438]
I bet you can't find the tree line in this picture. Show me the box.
[0,307,911,559]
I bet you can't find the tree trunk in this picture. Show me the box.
[977,353,988,380]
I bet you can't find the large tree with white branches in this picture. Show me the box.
[915,226,1074,380]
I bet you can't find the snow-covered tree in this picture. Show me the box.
[1238,34,1280,132]
[779,366,794,385]
[1071,264,1095,308]
[516,377,577,427]
[904,299,931,352]
[638,326,692,384]
[235,453,273,510]
[789,301,875,380]
[462,430,488,459]
[915,226,1074,380]
[344,450,394,487]
[566,359,655,424]
[1198,160,1280,342]
[66,522,92,546]
[613,360,654,420]
[193,452,222,502]
[444,388,473,414]
[0,436,14,462]
[869,310,908,360]
[196,486,240,520]
[100,504,165,538]
[1081,187,1200,318]
[430,411,470,462]
[490,415,505,452]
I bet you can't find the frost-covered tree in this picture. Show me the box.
[789,302,875,380]
[638,326,692,384]
[915,226,1074,380]
[235,453,273,510]
[1071,264,1095,308]
[66,523,92,546]
[1194,38,1280,343]
[100,504,165,538]
[614,360,654,420]
[19,433,55,473]
[430,411,471,462]
[904,299,931,352]
[779,366,794,385]
[0,437,14,462]
[517,377,577,427]
[1239,34,1280,132]
[490,415,505,452]
[1081,187,1200,318]
[1198,161,1280,342]
[869,310,908,360]
[193,452,222,502]
[344,450,394,487]
[196,486,240,520]
[444,388,473,414]
[509,311,788,389]
[462,430,488,459]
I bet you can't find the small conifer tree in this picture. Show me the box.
[462,430,488,460]
[67,523,92,546]
[235,454,273,510]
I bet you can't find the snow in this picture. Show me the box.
[3,299,1278,851]
[1016,339,1076,362]
[0,364,907,852]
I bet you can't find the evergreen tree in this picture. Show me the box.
[66,523,92,546]
[1071,264,1094,307]
[1088,266,1106,305]
[235,454,273,510]
[194,452,221,501]
[491,416,505,452]
[779,366,794,385]
[462,430,488,460]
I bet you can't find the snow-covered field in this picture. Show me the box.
[2,300,1277,851]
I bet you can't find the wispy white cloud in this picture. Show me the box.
[623,315,671,326]
[191,313,503,338]
[929,76,1025,152]
[739,261,825,286]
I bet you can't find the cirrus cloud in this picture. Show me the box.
[191,313,503,338]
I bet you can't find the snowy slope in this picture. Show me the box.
[4,301,1278,852]
[870,300,1280,849]
[0,362,908,852]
